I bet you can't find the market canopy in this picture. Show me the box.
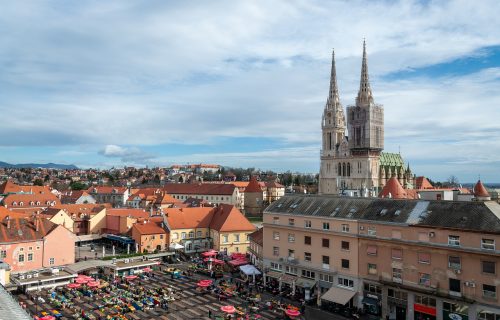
[239,264,261,276]
[321,286,356,305]
[169,243,184,250]
[228,259,248,267]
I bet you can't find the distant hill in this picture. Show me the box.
[0,161,78,170]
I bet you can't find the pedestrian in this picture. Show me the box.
[208,309,212,318]
[300,300,306,314]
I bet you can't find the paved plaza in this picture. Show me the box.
[15,265,305,320]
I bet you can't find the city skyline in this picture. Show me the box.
[1,1,500,182]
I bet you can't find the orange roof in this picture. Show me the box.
[2,192,60,208]
[248,227,263,247]
[165,207,214,229]
[0,208,59,243]
[209,204,256,232]
[163,183,236,195]
[132,221,166,235]
[416,176,434,189]
[87,186,128,194]
[474,180,490,198]
[107,208,150,219]
[244,176,263,193]
[0,180,52,195]
[51,204,107,216]
[379,177,410,199]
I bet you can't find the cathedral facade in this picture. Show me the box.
[319,42,415,196]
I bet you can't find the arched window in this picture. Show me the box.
[342,163,346,177]
[347,163,351,177]
[19,202,24,206]
[188,231,194,238]
[197,231,202,238]
[338,163,341,175]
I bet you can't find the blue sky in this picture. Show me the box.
[1,1,500,182]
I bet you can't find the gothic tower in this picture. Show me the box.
[319,50,346,194]
[346,40,384,193]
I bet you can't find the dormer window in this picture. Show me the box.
[19,202,24,206]
[30,201,34,206]
[36,201,40,205]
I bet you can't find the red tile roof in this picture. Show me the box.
[248,227,263,247]
[51,204,107,217]
[163,183,236,195]
[416,176,434,189]
[0,208,59,243]
[0,180,52,195]
[2,192,60,208]
[244,176,263,193]
[474,180,490,198]
[87,186,128,194]
[209,204,256,232]
[107,208,150,218]
[165,207,214,229]
[132,221,167,235]
[379,177,411,199]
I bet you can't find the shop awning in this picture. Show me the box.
[321,286,356,305]
[266,270,282,279]
[295,278,316,288]
[280,274,297,285]
[239,264,261,276]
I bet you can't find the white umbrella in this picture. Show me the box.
[169,243,184,250]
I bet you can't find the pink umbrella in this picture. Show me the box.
[202,250,217,257]
[75,277,89,284]
[40,316,56,320]
[77,274,93,280]
[197,281,211,288]
[125,275,138,280]
[87,281,100,288]
[143,267,153,272]
[220,305,236,314]
[285,309,301,317]
[67,283,81,289]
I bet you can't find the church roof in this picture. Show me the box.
[379,177,408,199]
[474,180,490,198]
[244,176,263,193]
[379,152,405,167]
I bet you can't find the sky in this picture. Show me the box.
[0,1,499,183]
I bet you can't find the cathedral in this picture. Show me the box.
[319,41,415,196]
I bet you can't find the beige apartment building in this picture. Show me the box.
[263,195,500,320]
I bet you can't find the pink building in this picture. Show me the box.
[0,208,75,273]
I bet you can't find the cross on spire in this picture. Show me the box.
[356,39,374,106]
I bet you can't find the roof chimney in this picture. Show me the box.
[5,216,10,229]
[35,216,40,232]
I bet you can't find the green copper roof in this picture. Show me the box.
[380,152,404,167]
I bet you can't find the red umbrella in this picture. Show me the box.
[75,277,89,284]
[202,250,217,257]
[285,309,301,317]
[125,275,138,280]
[228,259,248,267]
[87,281,100,288]
[39,316,56,320]
[220,305,236,314]
[143,267,153,272]
[197,281,211,288]
[67,283,81,289]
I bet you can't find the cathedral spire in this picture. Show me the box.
[356,39,375,106]
[327,49,341,109]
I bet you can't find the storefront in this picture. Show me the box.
[414,303,437,320]
[363,282,382,316]
[387,288,408,320]
[442,301,469,320]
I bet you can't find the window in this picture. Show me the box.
[305,220,311,228]
[172,232,178,240]
[388,289,407,301]
[482,261,496,274]
[20,248,24,252]
[288,249,295,258]
[27,253,33,261]
[392,248,402,260]
[197,231,202,237]
[342,224,350,232]
[285,266,297,274]
[270,262,282,271]
[368,263,377,275]
[319,274,334,283]
[448,235,460,246]
[322,238,330,248]
[273,247,279,256]
[234,234,240,242]
[415,295,436,307]
[482,238,495,250]
[28,246,33,251]
[188,231,194,238]
[223,235,228,243]
[181,232,186,239]
[341,241,350,251]
[338,277,354,288]
[288,233,295,243]
[483,284,496,298]
[301,269,315,279]
[364,283,382,294]
[160,234,164,239]
[304,236,311,245]
[478,311,500,320]
[288,218,295,226]
[323,222,330,230]
[418,252,431,264]
[0,250,6,258]
[341,259,349,269]
[322,255,330,265]
[392,268,402,282]
[273,217,279,225]
[449,278,461,293]
[49,258,55,265]
[304,252,311,262]
[367,226,376,236]
[18,254,25,262]
[273,232,280,240]
[419,273,431,286]
[448,256,461,269]
[367,245,377,256]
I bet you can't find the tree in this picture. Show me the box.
[446,175,460,187]
[33,178,44,186]
[70,181,87,190]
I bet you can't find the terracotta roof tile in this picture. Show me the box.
[379,177,414,199]
[163,183,236,195]
[416,176,434,189]
[244,176,263,193]
[474,180,490,198]
[209,204,256,232]
[249,228,263,247]
[0,208,59,243]
[132,221,166,235]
